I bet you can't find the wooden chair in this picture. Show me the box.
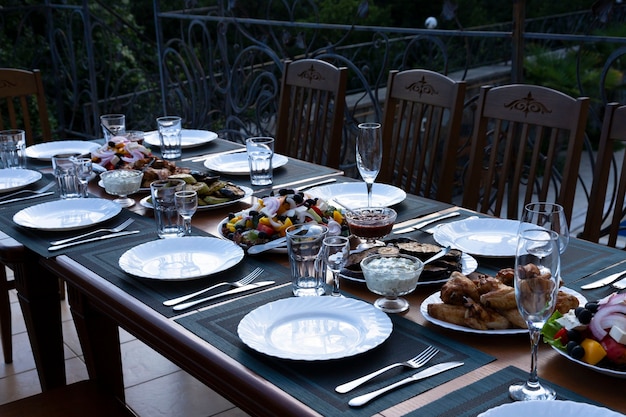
[0,68,53,363]
[274,59,347,170]
[579,102,626,248]
[461,84,589,224]
[379,69,466,203]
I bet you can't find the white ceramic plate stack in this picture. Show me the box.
[0,169,42,193]
[119,236,244,280]
[13,198,122,231]
[143,129,218,149]
[24,141,100,161]
[238,297,393,360]
[306,182,407,208]
[203,152,288,175]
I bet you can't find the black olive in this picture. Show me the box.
[292,194,304,204]
[566,342,585,360]
[585,302,599,313]
[567,329,582,343]
[257,231,268,239]
[574,306,585,317]
[249,210,259,217]
[577,309,593,325]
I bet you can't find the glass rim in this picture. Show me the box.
[357,122,381,129]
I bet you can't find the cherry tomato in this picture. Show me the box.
[256,223,275,237]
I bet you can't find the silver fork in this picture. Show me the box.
[163,267,264,307]
[0,181,55,201]
[335,345,439,393]
[49,218,135,246]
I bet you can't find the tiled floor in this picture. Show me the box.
[0,268,249,417]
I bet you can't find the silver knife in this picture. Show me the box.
[172,280,275,311]
[393,212,460,234]
[612,277,626,290]
[348,361,464,407]
[580,270,626,290]
[48,230,140,251]
[393,208,458,230]
[0,191,55,206]
[182,147,246,162]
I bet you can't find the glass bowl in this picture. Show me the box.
[361,253,424,313]
[100,169,143,207]
[345,207,397,249]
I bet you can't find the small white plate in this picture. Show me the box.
[203,152,288,175]
[139,185,253,211]
[238,296,392,361]
[478,400,624,417]
[143,129,218,149]
[0,169,42,193]
[13,198,121,231]
[119,237,244,280]
[421,287,586,335]
[25,140,99,161]
[433,217,528,257]
[306,182,407,208]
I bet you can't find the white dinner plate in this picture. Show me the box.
[0,169,42,192]
[119,236,244,280]
[478,400,625,417]
[550,344,626,379]
[24,140,99,161]
[143,129,218,149]
[306,182,406,208]
[340,252,478,285]
[433,217,531,257]
[203,152,288,175]
[13,198,121,231]
[237,296,392,360]
[420,287,586,335]
[139,185,253,211]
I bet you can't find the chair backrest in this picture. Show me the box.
[379,69,466,203]
[580,102,626,248]
[274,59,347,169]
[461,84,589,224]
[0,68,52,145]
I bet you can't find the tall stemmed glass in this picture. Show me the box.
[520,202,569,254]
[323,236,350,297]
[356,123,382,207]
[175,190,198,236]
[509,228,560,401]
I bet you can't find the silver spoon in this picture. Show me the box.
[422,246,451,265]
[247,237,288,255]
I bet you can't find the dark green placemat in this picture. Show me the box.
[176,286,495,417]
[406,365,612,417]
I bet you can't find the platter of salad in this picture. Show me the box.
[218,189,348,251]
[542,291,626,378]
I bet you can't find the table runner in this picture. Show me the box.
[176,285,495,417]
[407,365,613,417]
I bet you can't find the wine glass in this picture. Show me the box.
[356,122,382,207]
[71,156,93,198]
[361,253,424,313]
[345,207,396,250]
[175,190,198,235]
[520,202,569,254]
[100,169,142,207]
[323,236,350,297]
[509,228,560,401]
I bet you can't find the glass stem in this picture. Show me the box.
[527,327,540,386]
[366,182,373,206]
[184,218,192,235]
[331,272,340,296]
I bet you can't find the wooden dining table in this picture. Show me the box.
[1,138,625,416]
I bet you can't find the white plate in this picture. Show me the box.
[24,140,99,161]
[478,400,625,417]
[203,152,288,175]
[13,198,121,231]
[306,182,407,207]
[119,236,244,280]
[340,252,478,285]
[551,344,626,379]
[420,287,586,335]
[433,217,529,257]
[143,129,218,149]
[0,169,42,192]
[237,296,392,361]
[139,185,253,211]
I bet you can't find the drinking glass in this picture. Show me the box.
[519,202,569,254]
[509,228,560,401]
[356,122,382,207]
[175,190,198,236]
[71,157,93,198]
[322,236,350,297]
[100,114,126,141]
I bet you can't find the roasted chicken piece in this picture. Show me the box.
[495,268,515,286]
[427,303,468,327]
[440,272,480,305]
[479,285,516,310]
[556,290,580,314]
[500,308,527,328]
[463,298,511,330]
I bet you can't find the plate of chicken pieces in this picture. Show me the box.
[421,267,585,334]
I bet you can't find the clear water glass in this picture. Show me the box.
[71,156,93,198]
[175,190,198,235]
[323,236,350,297]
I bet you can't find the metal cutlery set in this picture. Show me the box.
[0,182,55,205]
[581,269,626,290]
